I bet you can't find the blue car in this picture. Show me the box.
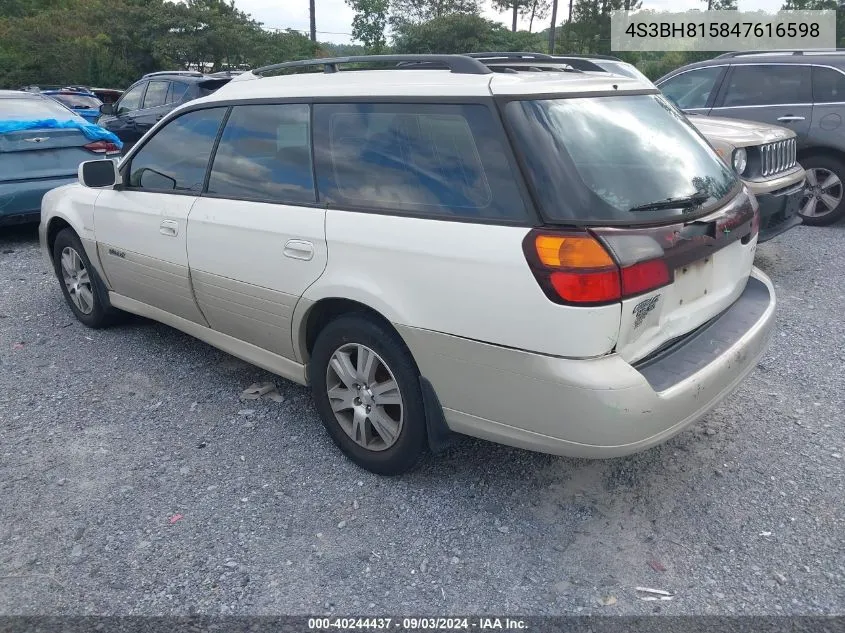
[40,89,103,124]
[0,90,121,226]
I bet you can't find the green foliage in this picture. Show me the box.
[0,0,320,89]
[389,0,481,26]
[347,0,390,53]
[393,13,545,53]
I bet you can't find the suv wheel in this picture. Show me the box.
[799,155,845,226]
[310,314,427,475]
[52,228,122,328]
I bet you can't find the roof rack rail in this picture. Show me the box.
[142,70,205,78]
[716,48,845,58]
[464,52,554,60]
[251,55,492,76]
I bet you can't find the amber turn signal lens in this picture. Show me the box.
[535,235,615,269]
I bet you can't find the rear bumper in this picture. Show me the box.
[756,182,804,242]
[0,176,77,225]
[398,267,776,458]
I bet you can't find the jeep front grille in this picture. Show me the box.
[760,138,797,177]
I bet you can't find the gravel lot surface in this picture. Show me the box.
[1,223,843,616]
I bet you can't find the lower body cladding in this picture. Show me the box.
[399,268,776,458]
[756,181,804,242]
[0,175,77,227]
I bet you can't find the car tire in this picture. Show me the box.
[310,314,428,475]
[52,228,122,328]
[798,155,845,226]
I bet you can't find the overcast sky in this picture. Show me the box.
[240,0,781,44]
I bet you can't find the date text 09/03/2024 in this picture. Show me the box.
[624,21,820,38]
[307,617,528,630]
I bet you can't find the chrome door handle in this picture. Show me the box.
[283,239,314,261]
[159,219,179,237]
[777,116,805,122]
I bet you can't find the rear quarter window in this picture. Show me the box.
[313,103,528,222]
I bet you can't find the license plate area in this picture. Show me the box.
[673,256,714,306]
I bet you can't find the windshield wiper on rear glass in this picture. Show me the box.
[629,191,710,213]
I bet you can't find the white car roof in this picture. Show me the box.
[195,68,653,104]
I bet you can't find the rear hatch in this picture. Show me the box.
[503,87,758,364]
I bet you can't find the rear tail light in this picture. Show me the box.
[83,141,120,155]
[523,231,670,306]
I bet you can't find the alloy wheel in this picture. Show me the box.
[800,167,843,218]
[60,246,94,315]
[325,343,404,451]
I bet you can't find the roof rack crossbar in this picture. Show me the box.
[716,48,845,58]
[251,55,492,76]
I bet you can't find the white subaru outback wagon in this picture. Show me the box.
[40,55,776,475]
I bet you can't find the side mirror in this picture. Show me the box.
[99,103,114,115]
[78,159,121,188]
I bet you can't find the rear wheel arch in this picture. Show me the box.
[299,298,412,367]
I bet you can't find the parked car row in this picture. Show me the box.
[2,71,233,226]
[40,53,778,475]
[657,49,845,226]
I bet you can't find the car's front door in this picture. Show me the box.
[657,65,727,114]
[711,63,813,140]
[94,106,228,325]
[101,82,147,148]
[186,103,327,359]
[133,80,171,137]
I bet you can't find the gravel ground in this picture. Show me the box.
[0,222,843,616]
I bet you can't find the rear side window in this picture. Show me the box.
[128,107,226,191]
[659,66,724,109]
[207,104,316,203]
[812,66,845,103]
[143,81,169,109]
[313,103,527,221]
[167,82,189,104]
[720,65,811,107]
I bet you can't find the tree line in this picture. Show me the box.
[1,0,842,90]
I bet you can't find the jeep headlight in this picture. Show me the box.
[732,147,748,176]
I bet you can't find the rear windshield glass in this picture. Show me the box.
[0,96,80,120]
[505,94,737,224]
[51,93,102,109]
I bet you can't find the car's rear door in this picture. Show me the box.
[711,63,812,139]
[94,106,228,324]
[133,80,171,137]
[186,103,327,360]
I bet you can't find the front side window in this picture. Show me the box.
[116,83,145,114]
[812,66,845,103]
[659,66,724,109]
[142,81,169,109]
[721,64,811,107]
[313,103,527,221]
[127,108,226,192]
[207,103,315,203]
[506,94,737,224]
